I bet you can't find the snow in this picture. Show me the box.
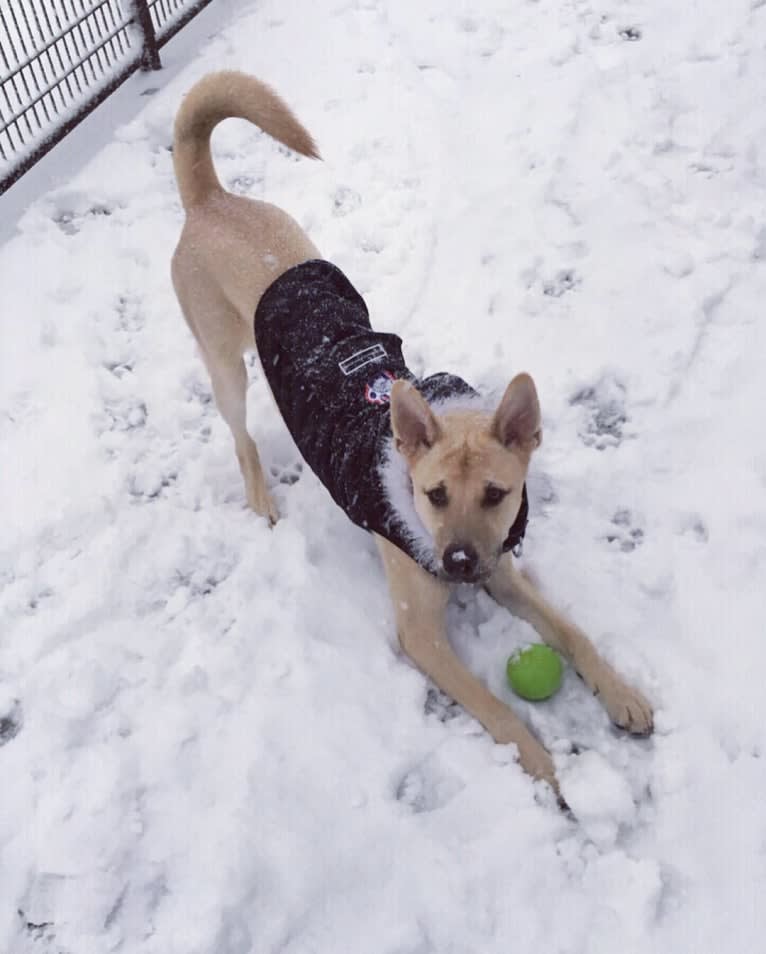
[2,0,766,951]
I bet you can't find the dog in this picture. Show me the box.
[170,71,653,799]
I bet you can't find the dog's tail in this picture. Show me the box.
[173,71,320,211]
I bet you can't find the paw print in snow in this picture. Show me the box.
[104,359,135,379]
[395,750,466,813]
[0,699,22,747]
[271,460,303,486]
[116,295,144,334]
[53,210,78,236]
[605,509,644,552]
[53,203,114,235]
[678,513,708,542]
[229,173,262,195]
[332,186,362,217]
[543,269,581,298]
[128,465,178,500]
[184,375,213,406]
[424,686,463,723]
[570,376,630,449]
[100,397,147,432]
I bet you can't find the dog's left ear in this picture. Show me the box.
[491,373,542,450]
[390,380,442,457]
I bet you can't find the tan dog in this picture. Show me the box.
[171,71,653,799]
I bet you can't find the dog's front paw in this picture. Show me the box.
[510,732,564,803]
[597,674,654,737]
[525,749,568,812]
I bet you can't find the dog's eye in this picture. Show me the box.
[426,485,448,508]
[482,485,509,508]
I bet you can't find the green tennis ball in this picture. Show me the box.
[506,644,563,701]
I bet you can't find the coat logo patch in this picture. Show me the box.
[365,371,396,405]
[339,343,387,376]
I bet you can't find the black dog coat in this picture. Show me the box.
[255,260,528,574]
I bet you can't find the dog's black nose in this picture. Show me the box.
[442,543,479,581]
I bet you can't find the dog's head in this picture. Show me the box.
[390,374,541,584]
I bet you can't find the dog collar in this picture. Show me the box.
[502,484,529,557]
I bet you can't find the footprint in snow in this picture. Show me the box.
[270,460,303,486]
[542,268,581,298]
[115,294,145,334]
[128,465,178,501]
[53,202,115,235]
[184,374,214,407]
[570,375,630,449]
[332,186,362,217]
[677,514,708,543]
[395,750,466,813]
[618,26,642,41]
[605,508,644,552]
[17,910,54,943]
[98,397,148,434]
[0,699,22,747]
[527,471,558,514]
[104,358,135,379]
[228,173,263,195]
[424,686,463,723]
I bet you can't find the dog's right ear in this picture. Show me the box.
[390,380,441,457]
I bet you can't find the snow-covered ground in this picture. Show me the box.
[2,0,766,950]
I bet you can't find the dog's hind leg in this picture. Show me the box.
[173,264,278,523]
[204,339,278,523]
[376,535,560,796]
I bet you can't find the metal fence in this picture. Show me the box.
[0,0,214,194]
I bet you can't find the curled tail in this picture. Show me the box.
[172,70,320,210]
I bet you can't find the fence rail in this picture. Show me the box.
[0,0,214,194]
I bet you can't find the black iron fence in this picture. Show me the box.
[0,0,214,194]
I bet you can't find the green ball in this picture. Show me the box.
[506,644,563,701]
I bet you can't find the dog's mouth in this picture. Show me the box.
[440,569,489,586]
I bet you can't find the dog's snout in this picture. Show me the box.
[442,543,479,581]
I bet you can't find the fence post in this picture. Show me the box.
[129,0,162,71]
